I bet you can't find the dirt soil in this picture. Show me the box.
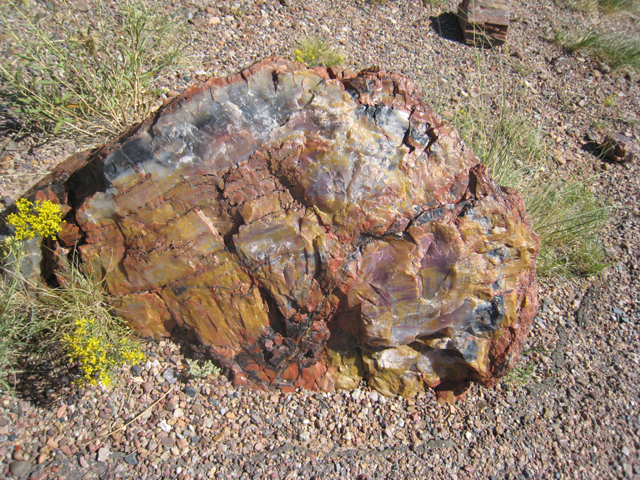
[0,0,639,479]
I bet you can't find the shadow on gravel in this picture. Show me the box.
[430,12,465,45]
[6,345,76,407]
[171,325,228,379]
[581,141,601,157]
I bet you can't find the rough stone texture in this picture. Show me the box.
[14,57,539,397]
[457,0,510,48]
[599,133,639,164]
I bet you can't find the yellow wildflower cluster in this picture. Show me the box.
[65,317,145,387]
[6,198,63,241]
[292,38,343,68]
[294,47,318,64]
[294,46,319,66]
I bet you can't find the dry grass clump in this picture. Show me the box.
[446,100,610,277]
[293,37,344,68]
[596,0,637,13]
[0,0,185,138]
[420,0,449,6]
[564,0,637,14]
[556,0,639,72]
[557,30,640,71]
[0,200,144,392]
[0,243,145,391]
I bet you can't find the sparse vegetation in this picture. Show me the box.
[420,0,448,6]
[502,347,550,388]
[525,177,610,276]
[0,0,185,138]
[0,199,144,391]
[0,238,54,391]
[556,29,640,71]
[564,0,637,14]
[64,316,144,387]
[186,358,222,378]
[556,0,639,72]
[293,37,344,68]
[502,358,537,387]
[443,90,610,277]
[597,0,637,13]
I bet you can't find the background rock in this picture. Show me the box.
[458,0,510,48]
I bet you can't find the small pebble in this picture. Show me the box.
[158,420,172,433]
[10,460,30,477]
[17,400,31,414]
[97,447,110,463]
[162,368,179,385]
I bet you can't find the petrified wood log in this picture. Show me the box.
[13,57,539,397]
[458,0,510,48]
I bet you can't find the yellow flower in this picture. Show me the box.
[6,198,62,241]
[64,316,145,388]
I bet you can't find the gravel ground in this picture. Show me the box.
[1,0,640,479]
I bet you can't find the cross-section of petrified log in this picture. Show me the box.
[12,56,539,397]
[458,0,510,48]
